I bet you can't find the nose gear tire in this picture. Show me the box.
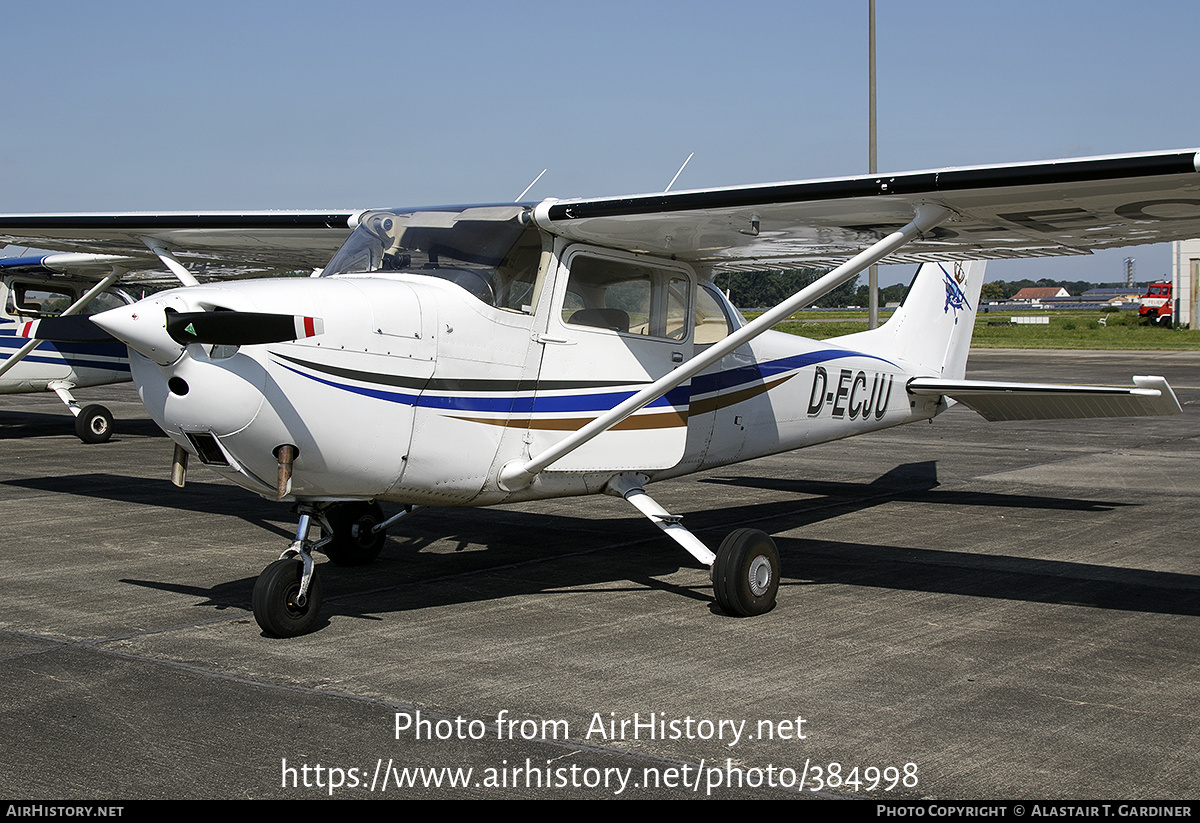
[253,558,324,637]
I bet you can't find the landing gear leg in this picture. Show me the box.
[606,473,780,617]
[253,511,324,637]
[49,381,113,443]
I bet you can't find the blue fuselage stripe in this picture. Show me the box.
[690,349,895,395]
[278,362,689,412]
[277,347,893,413]
[0,333,130,372]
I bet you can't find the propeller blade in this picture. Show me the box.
[16,315,116,343]
[165,311,324,346]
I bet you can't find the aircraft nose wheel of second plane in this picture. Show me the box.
[711,529,780,617]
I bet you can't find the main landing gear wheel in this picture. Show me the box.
[253,558,324,637]
[74,404,113,444]
[322,501,387,566]
[712,528,780,617]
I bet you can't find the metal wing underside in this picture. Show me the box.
[531,149,1200,273]
[3,149,1200,280]
[0,211,357,283]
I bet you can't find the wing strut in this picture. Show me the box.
[142,239,200,287]
[498,203,954,491]
[0,266,125,379]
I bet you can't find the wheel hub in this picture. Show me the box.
[748,554,772,597]
[286,586,308,612]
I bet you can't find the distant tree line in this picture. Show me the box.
[712,270,1146,309]
[713,270,912,309]
[712,269,858,309]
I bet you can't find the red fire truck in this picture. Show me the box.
[1139,281,1174,326]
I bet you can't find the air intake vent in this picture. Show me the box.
[186,432,229,466]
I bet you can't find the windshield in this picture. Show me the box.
[322,206,543,310]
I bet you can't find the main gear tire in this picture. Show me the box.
[711,528,780,617]
[322,502,387,566]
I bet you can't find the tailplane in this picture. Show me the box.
[836,260,986,379]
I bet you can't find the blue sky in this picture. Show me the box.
[2,1,1196,285]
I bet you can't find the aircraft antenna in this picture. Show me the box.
[665,152,694,192]
[515,169,548,202]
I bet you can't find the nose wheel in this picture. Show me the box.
[251,502,399,637]
[252,557,324,637]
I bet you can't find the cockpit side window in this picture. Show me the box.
[562,254,690,341]
[7,284,75,318]
[6,283,132,319]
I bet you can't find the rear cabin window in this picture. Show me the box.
[694,284,733,344]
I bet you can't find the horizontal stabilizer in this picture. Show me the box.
[907,375,1181,421]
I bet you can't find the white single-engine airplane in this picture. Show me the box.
[0,217,355,441]
[5,149,1198,636]
[0,257,135,441]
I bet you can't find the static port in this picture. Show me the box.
[168,377,189,396]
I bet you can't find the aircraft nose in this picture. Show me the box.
[91,299,185,365]
[93,291,326,366]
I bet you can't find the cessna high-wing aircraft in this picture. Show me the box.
[0,257,135,441]
[0,218,355,441]
[5,149,1198,636]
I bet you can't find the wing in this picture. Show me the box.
[0,211,358,281]
[530,149,1200,271]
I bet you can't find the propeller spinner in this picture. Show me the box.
[92,301,324,365]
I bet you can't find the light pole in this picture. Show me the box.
[868,0,879,329]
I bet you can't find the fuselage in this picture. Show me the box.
[105,223,940,507]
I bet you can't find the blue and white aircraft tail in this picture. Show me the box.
[835,260,986,381]
[838,259,1180,422]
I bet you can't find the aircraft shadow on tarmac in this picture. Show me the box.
[0,411,165,440]
[698,459,1130,515]
[2,473,295,539]
[10,462,1197,631]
